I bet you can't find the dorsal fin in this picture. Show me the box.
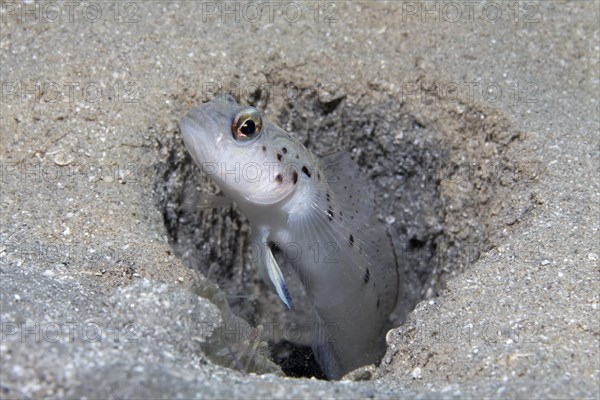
[320,152,375,229]
[288,151,400,316]
[284,157,401,377]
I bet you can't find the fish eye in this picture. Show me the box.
[232,108,262,141]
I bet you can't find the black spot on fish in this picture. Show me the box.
[376,297,380,308]
[292,170,298,184]
[344,185,348,189]
[295,154,299,159]
[349,234,354,247]
[326,192,330,202]
[317,172,321,181]
[302,166,311,177]
[327,207,334,221]
[275,174,283,183]
[262,145,267,151]
[363,268,370,284]
[282,147,287,154]
[277,153,283,162]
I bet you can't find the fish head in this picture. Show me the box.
[180,95,299,205]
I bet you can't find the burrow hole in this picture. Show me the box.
[155,79,537,379]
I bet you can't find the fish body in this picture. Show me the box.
[181,95,400,379]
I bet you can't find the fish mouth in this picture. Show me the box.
[180,103,223,167]
[180,95,243,167]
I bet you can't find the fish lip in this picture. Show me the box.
[180,95,243,168]
[180,105,219,167]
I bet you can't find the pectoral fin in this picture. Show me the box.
[251,232,292,309]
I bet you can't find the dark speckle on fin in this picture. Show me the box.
[302,165,311,178]
[320,152,375,229]
[318,152,400,310]
[282,281,293,309]
[327,207,334,221]
[283,175,401,381]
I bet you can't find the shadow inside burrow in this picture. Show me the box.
[154,80,533,379]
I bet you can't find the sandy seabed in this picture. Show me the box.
[1,1,598,398]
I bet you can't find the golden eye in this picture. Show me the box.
[232,108,262,141]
